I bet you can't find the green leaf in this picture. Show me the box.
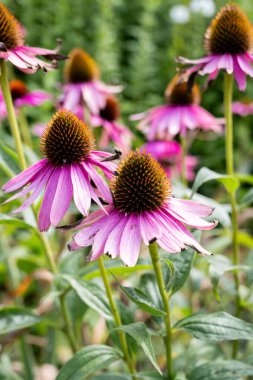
[240,188,253,208]
[93,372,164,380]
[0,307,42,335]
[191,167,239,195]
[188,360,253,380]
[235,173,253,185]
[115,278,166,317]
[61,275,113,320]
[175,311,253,341]
[115,322,162,374]
[55,345,121,380]
[166,248,194,295]
[0,214,36,231]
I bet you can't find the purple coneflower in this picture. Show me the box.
[0,3,64,73]
[60,48,122,114]
[232,99,253,116]
[0,79,51,118]
[90,95,132,154]
[177,4,253,91]
[142,140,198,181]
[68,151,216,267]
[131,74,222,139]
[2,110,117,232]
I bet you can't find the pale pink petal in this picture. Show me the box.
[104,215,128,259]
[237,54,253,77]
[71,164,91,216]
[217,54,233,74]
[63,85,81,110]
[200,56,219,75]
[233,56,246,91]
[50,166,73,226]
[74,219,105,247]
[139,212,162,245]
[119,214,141,267]
[82,161,112,204]
[169,198,213,217]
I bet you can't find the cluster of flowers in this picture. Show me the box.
[2,2,253,266]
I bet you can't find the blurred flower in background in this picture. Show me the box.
[232,99,253,116]
[142,140,198,181]
[60,48,123,114]
[189,0,215,17]
[0,79,52,119]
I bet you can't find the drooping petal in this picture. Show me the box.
[50,166,73,226]
[71,164,91,216]
[38,167,61,231]
[2,159,48,192]
[82,161,112,204]
[237,54,253,77]
[104,214,128,259]
[139,211,162,245]
[233,56,246,91]
[217,54,233,74]
[119,214,141,267]
[169,198,213,217]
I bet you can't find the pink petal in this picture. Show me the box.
[233,57,246,91]
[104,215,128,259]
[237,54,253,77]
[217,54,233,74]
[119,214,141,267]
[139,212,162,245]
[169,198,213,217]
[2,159,48,192]
[50,166,73,226]
[200,56,219,75]
[82,161,112,204]
[71,164,91,216]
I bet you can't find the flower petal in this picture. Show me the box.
[120,214,141,267]
[71,164,91,216]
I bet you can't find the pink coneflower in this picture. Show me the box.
[0,79,51,118]
[0,3,64,73]
[2,110,118,232]
[176,4,253,91]
[68,151,216,267]
[142,140,198,181]
[90,95,132,154]
[60,48,122,114]
[232,99,253,116]
[131,74,222,139]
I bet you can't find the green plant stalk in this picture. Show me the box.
[0,60,27,171]
[180,134,188,187]
[18,107,33,149]
[0,60,78,354]
[98,257,137,379]
[20,336,34,380]
[149,242,173,380]
[224,72,240,358]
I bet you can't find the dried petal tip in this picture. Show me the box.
[165,74,200,105]
[205,4,253,54]
[99,95,120,121]
[41,110,94,166]
[9,79,28,100]
[111,150,171,213]
[0,3,24,50]
[64,48,100,84]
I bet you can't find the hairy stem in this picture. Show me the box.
[98,257,137,379]
[149,242,173,379]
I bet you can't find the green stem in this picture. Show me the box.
[98,257,137,379]
[18,107,33,149]
[20,336,34,380]
[59,294,79,353]
[224,72,240,358]
[180,134,188,187]
[149,242,173,380]
[0,60,27,171]
[0,60,78,354]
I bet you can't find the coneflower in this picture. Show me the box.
[68,151,216,267]
[90,95,132,154]
[0,3,64,73]
[0,79,51,118]
[177,4,253,91]
[232,98,253,116]
[2,110,118,231]
[131,73,222,139]
[60,48,123,114]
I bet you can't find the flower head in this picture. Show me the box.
[0,79,51,118]
[0,3,65,73]
[90,95,132,153]
[142,140,198,181]
[68,151,216,266]
[2,110,117,231]
[131,74,222,139]
[177,4,253,91]
[60,48,123,114]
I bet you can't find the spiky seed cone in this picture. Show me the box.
[9,80,28,100]
[205,4,253,54]
[41,110,94,166]
[99,95,120,121]
[165,74,200,105]
[0,3,24,50]
[111,150,171,214]
[64,48,100,84]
